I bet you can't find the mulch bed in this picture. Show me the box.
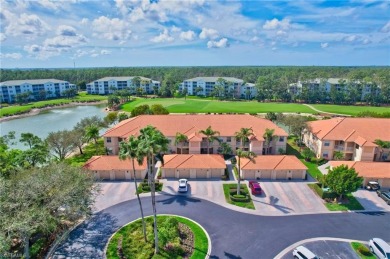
[178,222,194,258]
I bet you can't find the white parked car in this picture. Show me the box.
[178,179,188,193]
[369,238,390,259]
[293,245,320,259]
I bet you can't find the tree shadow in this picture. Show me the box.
[224,251,242,259]
[53,211,119,258]
[157,193,201,207]
[355,211,387,216]
[252,195,293,214]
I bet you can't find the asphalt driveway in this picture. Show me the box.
[353,189,390,212]
[53,195,390,259]
[250,180,328,215]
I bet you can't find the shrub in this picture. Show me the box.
[357,245,371,256]
[308,183,337,199]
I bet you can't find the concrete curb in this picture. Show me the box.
[274,237,368,258]
[103,214,211,259]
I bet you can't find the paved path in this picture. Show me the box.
[303,104,352,117]
[53,195,390,259]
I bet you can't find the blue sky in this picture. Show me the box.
[0,0,389,68]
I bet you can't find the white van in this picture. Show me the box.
[293,246,320,259]
[369,238,390,259]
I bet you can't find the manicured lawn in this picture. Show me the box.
[325,194,364,211]
[66,138,106,167]
[311,104,390,116]
[286,137,323,180]
[351,242,376,259]
[121,98,314,114]
[223,183,255,210]
[106,215,209,259]
[0,92,107,117]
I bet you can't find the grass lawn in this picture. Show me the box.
[351,242,376,259]
[106,215,209,259]
[286,137,323,180]
[0,92,107,117]
[137,181,163,194]
[121,97,314,114]
[66,139,106,167]
[311,104,390,116]
[223,183,255,210]
[325,194,364,211]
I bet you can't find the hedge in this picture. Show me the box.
[308,183,338,199]
[229,189,250,202]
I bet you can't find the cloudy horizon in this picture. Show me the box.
[1,0,389,68]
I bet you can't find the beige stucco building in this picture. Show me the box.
[103,114,288,156]
[239,155,308,180]
[330,161,390,188]
[84,156,147,180]
[161,154,226,179]
[303,118,390,161]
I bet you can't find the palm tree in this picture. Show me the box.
[263,128,275,155]
[236,149,257,195]
[174,132,188,154]
[333,151,344,161]
[199,126,221,154]
[374,139,390,161]
[138,125,169,255]
[86,124,100,153]
[219,142,233,157]
[119,136,147,242]
[235,127,254,151]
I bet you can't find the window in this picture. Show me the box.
[323,152,328,158]
[227,137,231,142]
[279,136,284,142]
[324,142,330,147]
[355,144,360,149]
[106,137,111,143]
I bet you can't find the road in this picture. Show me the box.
[53,194,390,259]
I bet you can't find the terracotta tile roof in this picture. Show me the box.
[330,161,390,179]
[162,154,226,169]
[83,156,147,171]
[307,118,390,147]
[103,115,288,139]
[240,155,307,170]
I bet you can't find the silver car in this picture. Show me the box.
[369,238,390,259]
[178,179,188,193]
[293,246,320,259]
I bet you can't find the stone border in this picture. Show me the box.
[103,214,211,259]
[274,237,368,258]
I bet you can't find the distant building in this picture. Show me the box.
[86,76,160,95]
[0,79,76,103]
[179,77,257,99]
[288,78,380,100]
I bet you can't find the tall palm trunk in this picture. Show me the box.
[149,155,159,254]
[237,156,241,195]
[132,158,147,242]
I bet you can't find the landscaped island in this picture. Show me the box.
[106,215,209,259]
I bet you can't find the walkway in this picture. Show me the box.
[303,104,352,116]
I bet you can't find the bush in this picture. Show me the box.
[358,245,371,256]
[308,183,337,199]
[229,189,250,202]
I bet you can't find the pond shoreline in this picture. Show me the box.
[0,101,107,123]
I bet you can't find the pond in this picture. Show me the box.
[1,104,107,150]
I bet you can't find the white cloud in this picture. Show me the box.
[0,53,22,59]
[207,38,229,48]
[0,33,6,42]
[180,30,196,41]
[199,28,219,40]
[344,35,359,42]
[171,26,182,33]
[150,29,174,43]
[263,18,291,30]
[321,42,329,48]
[81,18,89,25]
[381,21,390,33]
[92,16,132,41]
[4,12,49,37]
[276,30,287,36]
[57,25,77,37]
